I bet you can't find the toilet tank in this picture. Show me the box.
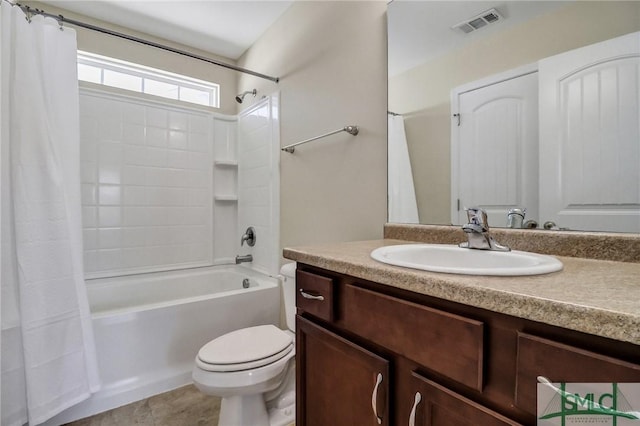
[280,263,296,332]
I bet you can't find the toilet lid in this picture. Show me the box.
[198,324,293,366]
[196,344,293,372]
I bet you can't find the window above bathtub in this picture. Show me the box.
[77,51,220,108]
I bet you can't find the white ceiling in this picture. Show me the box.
[40,0,568,74]
[42,0,293,60]
[388,0,570,77]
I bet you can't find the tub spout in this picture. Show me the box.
[235,254,253,264]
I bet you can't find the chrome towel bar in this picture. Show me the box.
[281,125,359,153]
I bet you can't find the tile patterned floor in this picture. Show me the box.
[65,385,221,426]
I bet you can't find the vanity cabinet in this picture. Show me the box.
[295,264,640,426]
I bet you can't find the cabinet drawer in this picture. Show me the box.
[296,270,335,322]
[515,332,640,414]
[409,372,522,426]
[342,283,484,390]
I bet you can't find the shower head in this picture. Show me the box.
[235,89,257,104]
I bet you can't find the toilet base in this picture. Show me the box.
[217,394,295,426]
[215,363,295,426]
[267,392,295,426]
[265,364,295,426]
[219,394,270,426]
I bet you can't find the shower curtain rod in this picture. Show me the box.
[9,1,280,83]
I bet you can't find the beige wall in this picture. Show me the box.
[23,1,389,254]
[389,1,640,224]
[25,1,239,115]
[237,2,388,254]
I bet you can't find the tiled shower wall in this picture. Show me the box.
[237,96,280,277]
[212,117,239,264]
[79,89,236,278]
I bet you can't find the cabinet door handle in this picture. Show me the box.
[371,372,383,424]
[408,392,422,426]
[299,289,325,301]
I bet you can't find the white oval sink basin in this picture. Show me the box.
[371,244,563,276]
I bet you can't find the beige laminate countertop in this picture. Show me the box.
[283,239,640,346]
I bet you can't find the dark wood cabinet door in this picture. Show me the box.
[297,315,390,426]
[515,332,640,415]
[408,372,523,426]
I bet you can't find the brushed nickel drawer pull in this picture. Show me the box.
[299,289,325,301]
[409,391,422,426]
[372,372,383,424]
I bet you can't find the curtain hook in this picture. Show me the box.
[21,5,33,23]
[58,14,64,31]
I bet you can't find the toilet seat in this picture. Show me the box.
[197,344,293,372]
[197,325,293,372]
[193,346,295,396]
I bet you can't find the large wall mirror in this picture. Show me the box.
[387,1,640,233]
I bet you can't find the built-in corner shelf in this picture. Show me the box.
[213,160,237,202]
[214,195,238,202]
[214,160,238,167]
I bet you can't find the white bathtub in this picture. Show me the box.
[45,265,280,425]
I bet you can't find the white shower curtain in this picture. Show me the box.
[388,114,419,223]
[1,3,100,425]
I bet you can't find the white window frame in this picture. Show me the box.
[77,51,220,108]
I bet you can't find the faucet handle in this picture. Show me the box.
[508,207,526,217]
[241,226,256,247]
[466,207,489,230]
[461,207,510,251]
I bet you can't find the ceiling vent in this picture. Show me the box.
[452,8,503,34]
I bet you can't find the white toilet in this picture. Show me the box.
[192,263,297,426]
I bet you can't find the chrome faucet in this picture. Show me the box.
[459,208,510,251]
[235,254,253,264]
[506,208,526,228]
[240,226,256,247]
[507,207,538,229]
